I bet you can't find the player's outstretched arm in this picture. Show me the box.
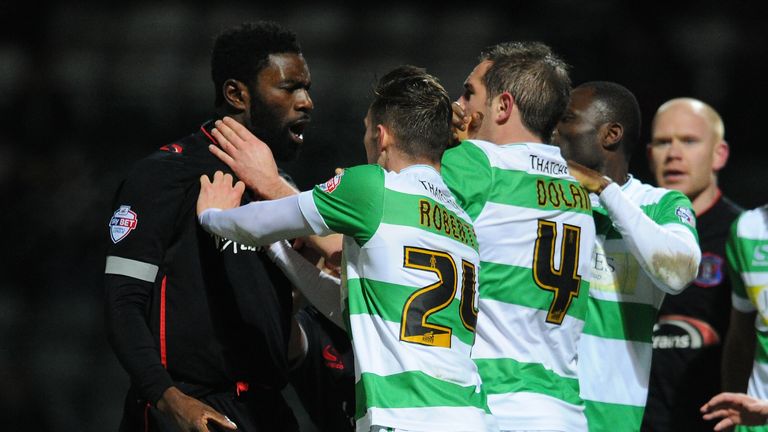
[701,392,768,430]
[197,172,314,247]
[569,160,700,294]
[158,386,238,432]
[209,116,297,199]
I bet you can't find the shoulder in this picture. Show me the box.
[735,205,768,235]
[719,195,746,218]
[442,140,492,166]
[626,177,690,207]
[123,130,216,185]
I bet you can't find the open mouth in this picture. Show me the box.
[289,120,308,144]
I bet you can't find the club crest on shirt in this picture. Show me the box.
[109,205,138,243]
[675,206,695,227]
[694,252,724,287]
[319,171,344,194]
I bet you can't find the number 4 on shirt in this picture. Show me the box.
[533,219,583,325]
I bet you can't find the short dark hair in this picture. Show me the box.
[211,21,301,107]
[369,65,452,163]
[578,81,641,158]
[479,41,571,142]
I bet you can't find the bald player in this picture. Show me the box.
[643,98,743,431]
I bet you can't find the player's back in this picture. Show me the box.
[299,163,492,431]
[442,140,596,431]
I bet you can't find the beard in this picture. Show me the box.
[247,96,300,162]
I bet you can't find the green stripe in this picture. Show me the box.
[381,189,478,250]
[732,238,768,272]
[735,425,768,432]
[354,370,490,419]
[584,399,644,432]
[755,332,768,364]
[479,261,588,321]
[582,297,658,342]
[488,169,592,215]
[475,358,582,405]
[346,278,476,346]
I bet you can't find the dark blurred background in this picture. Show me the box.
[1,1,766,430]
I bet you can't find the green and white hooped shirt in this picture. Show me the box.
[442,140,596,431]
[577,176,699,432]
[297,164,493,432]
[728,206,768,414]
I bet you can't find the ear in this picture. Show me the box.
[495,91,514,124]
[600,122,624,151]
[377,124,393,152]
[375,124,393,166]
[712,140,729,171]
[223,79,250,112]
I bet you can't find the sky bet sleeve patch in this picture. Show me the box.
[109,205,138,243]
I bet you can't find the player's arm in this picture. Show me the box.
[599,184,699,293]
[105,164,234,431]
[722,216,758,391]
[266,240,345,330]
[197,171,320,246]
[208,116,343,263]
[569,161,700,293]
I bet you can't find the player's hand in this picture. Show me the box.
[701,392,768,430]
[197,171,245,216]
[566,160,612,194]
[451,102,483,145]
[157,386,238,431]
[209,116,297,199]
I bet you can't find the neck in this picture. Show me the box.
[384,152,440,173]
[478,114,542,145]
[602,155,629,185]
[690,182,721,216]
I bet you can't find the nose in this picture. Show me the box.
[666,138,683,160]
[296,89,313,112]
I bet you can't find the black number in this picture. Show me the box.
[532,219,583,325]
[401,247,478,347]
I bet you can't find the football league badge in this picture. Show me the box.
[319,171,345,194]
[675,206,695,227]
[110,205,138,243]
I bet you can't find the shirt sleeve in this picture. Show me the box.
[727,214,757,312]
[598,183,701,294]
[199,194,315,246]
[104,158,184,404]
[265,241,345,330]
[440,141,493,221]
[297,164,385,245]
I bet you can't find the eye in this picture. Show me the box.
[461,86,473,101]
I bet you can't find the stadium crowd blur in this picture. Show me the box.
[1,1,766,430]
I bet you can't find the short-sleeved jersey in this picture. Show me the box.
[727,206,768,411]
[442,140,596,431]
[297,164,491,432]
[577,176,698,431]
